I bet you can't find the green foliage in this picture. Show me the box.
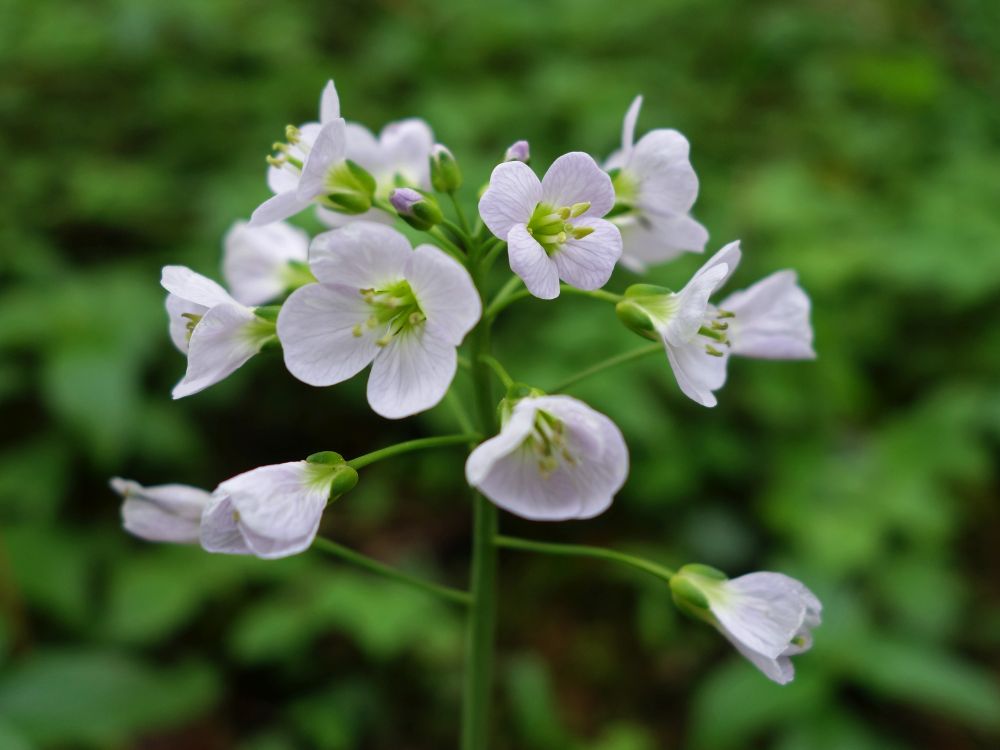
[2,0,999,747]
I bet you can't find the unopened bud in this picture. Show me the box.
[430,144,462,193]
[504,140,530,163]
[390,187,444,231]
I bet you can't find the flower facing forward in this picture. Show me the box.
[318,118,435,228]
[466,394,628,520]
[222,220,311,306]
[111,477,211,544]
[277,222,481,419]
[615,241,814,406]
[162,266,278,398]
[200,453,358,559]
[670,564,822,684]
[479,152,623,300]
[251,80,375,226]
[604,96,708,271]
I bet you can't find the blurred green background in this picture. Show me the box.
[2,0,1000,747]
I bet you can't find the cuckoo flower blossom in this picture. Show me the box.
[466,395,628,520]
[604,96,708,271]
[479,152,622,300]
[616,242,813,407]
[111,477,211,544]
[670,565,822,685]
[251,81,374,226]
[200,455,358,559]
[222,220,311,306]
[162,266,276,399]
[277,222,481,419]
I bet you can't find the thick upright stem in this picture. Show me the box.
[462,254,499,750]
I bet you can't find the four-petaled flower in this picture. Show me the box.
[617,241,814,407]
[466,395,628,520]
[604,96,708,271]
[111,477,211,544]
[277,222,481,419]
[671,565,822,685]
[162,266,277,399]
[479,152,623,300]
[222,220,311,306]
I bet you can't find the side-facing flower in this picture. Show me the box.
[111,477,212,544]
[222,220,311,306]
[604,96,708,271]
[670,564,822,685]
[201,453,358,559]
[251,80,375,226]
[479,152,623,300]
[466,394,628,520]
[615,241,814,407]
[318,118,436,228]
[162,266,277,399]
[277,222,481,419]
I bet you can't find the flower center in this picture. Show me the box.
[526,202,594,255]
[353,280,426,346]
[180,312,202,341]
[697,308,735,357]
[524,410,576,477]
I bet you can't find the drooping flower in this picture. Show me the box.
[162,266,277,399]
[222,220,311,306]
[251,81,375,226]
[465,394,628,520]
[318,118,436,228]
[277,222,481,419]
[111,477,211,544]
[615,241,814,407]
[200,453,358,559]
[479,152,623,300]
[604,96,708,271]
[670,564,822,685]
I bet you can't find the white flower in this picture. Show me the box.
[162,266,276,399]
[250,81,372,226]
[478,152,623,300]
[222,220,310,306]
[604,96,708,272]
[111,477,211,544]
[277,222,481,419]
[200,458,355,559]
[616,241,813,407]
[671,565,822,685]
[465,395,629,520]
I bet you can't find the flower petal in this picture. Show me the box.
[478,161,543,239]
[633,131,699,215]
[112,478,210,544]
[161,266,235,308]
[250,190,312,226]
[712,572,815,659]
[725,635,796,685]
[552,218,622,291]
[379,118,434,188]
[277,283,381,387]
[165,294,203,354]
[688,240,742,293]
[617,213,708,272]
[267,164,299,195]
[406,244,481,346]
[666,340,729,407]
[621,95,643,156]
[465,406,538,487]
[200,494,252,555]
[315,205,392,229]
[541,152,615,218]
[508,224,560,300]
[309,221,412,288]
[223,221,310,306]
[367,329,457,419]
[320,79,340,123]
[297,119,347,201]
[240,521,321,559]
[719,271,815,359]
[663,264,729,347]
[172,303,262,399]
[217,462,329,546]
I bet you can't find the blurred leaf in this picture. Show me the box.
[506,654,574,750]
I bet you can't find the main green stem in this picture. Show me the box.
[462,239,499,750]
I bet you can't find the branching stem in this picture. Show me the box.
[494,535,676,582]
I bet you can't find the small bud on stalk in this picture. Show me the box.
[504,140,530,163]
[390,187,444,231]
[430,144,462,193]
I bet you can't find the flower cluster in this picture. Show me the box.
[115,79,821,690]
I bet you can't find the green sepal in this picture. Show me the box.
[625,284,673,298]
[253,305,281,323]
[326,190,372,214]
[615,299,659,341]
[345,159,377,196]
[669,575,710,611]
[682,563,728,581]
[307,451,345,465]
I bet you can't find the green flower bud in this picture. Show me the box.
[430,144,462,193]
[390,188,444,231]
